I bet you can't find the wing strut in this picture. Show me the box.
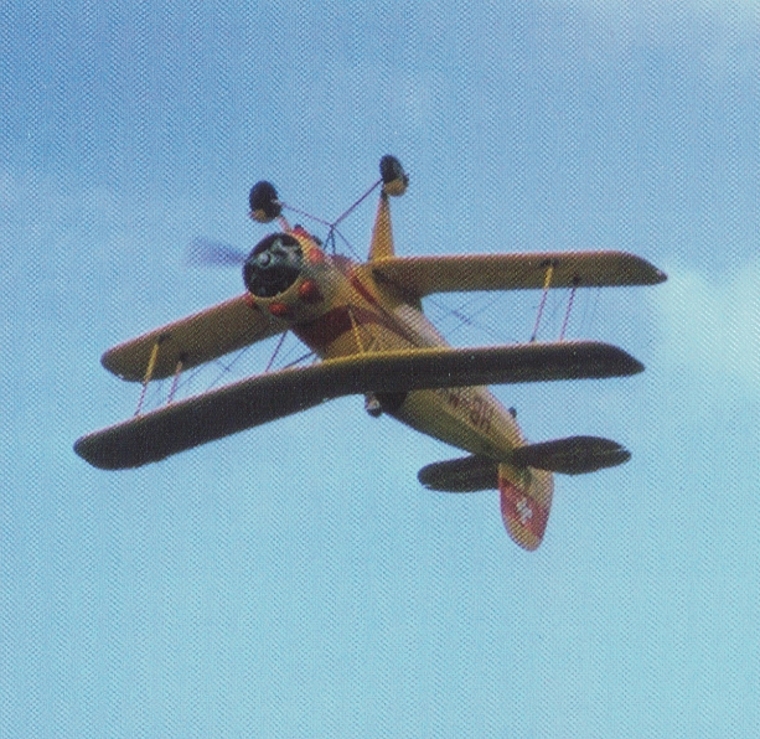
[558,278,580,341]
[135,338,163,415]
[529,260,556,342]
[166,356,186,405]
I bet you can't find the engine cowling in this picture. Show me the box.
[243,231,332,322]
[243,233,303,298]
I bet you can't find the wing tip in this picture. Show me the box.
[73,428,161,470]
[73,434,111,469]
[575,341,644,378]
[100,348,129,380]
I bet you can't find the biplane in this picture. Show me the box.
[75,156,666,550]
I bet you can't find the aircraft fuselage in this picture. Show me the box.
[273,232,527,464]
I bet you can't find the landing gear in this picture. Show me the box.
[364,391,408,417]
[365,393,383,418]
[249,181,282,223]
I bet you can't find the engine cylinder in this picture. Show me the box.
[243,233,303,298]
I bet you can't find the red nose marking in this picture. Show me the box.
[306,248,326,265]
[268,302,290,318]
[298,279,323,304]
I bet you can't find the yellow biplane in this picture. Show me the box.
[75,156,665,550]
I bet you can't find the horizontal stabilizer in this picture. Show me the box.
[418,456,498,492]
[75,341,641,469]
[511,436,630,475]
[368,251,666,299]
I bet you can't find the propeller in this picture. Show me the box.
[187,234,304,299]
[186,237,247,267]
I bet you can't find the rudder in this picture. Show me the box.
[498,462,554,551]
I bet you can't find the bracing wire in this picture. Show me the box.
[281,179,382,259]
[425,294,502,343]
[149,177,385,412]
[203,344,256,393]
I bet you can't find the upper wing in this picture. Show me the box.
[368,251,666,299]
[75,340,642,469]
[101,295,284,382]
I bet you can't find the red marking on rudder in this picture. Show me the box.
[499,477,549,551]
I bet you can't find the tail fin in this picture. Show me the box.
[499,436,628,549]
[499,463,554,551]
[417,454,554,551]
[419,436,627,550]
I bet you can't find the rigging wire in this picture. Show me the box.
[425,293,506,344]
[282,350,317,369]
[577,285,602,337]
[264,330,289,373]
[203,344,255,393]
[281,179,381,260]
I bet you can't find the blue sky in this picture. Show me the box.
[2,1,760,736]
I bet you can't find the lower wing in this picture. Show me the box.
[101,294,284,382]
[75,341,642,470]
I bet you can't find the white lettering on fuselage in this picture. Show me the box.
[435,387,494,435]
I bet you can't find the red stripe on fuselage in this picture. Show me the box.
[331,257,383,308]
[293,303,418,354]
[348,270,381,308]
[293,256,421,353]
[293,306,355,350]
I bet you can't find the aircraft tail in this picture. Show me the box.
[418,435,629,550]
[418,455,498,492]
[417,454,553,550]
[498,462,554,551]
[511,435,630,474]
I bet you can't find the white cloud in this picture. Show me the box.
[653,260,760,389]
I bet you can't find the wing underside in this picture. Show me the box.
[418,455,498,492]
[368,251,666,299]
[75,341,642,470]
[101,294,284,382]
